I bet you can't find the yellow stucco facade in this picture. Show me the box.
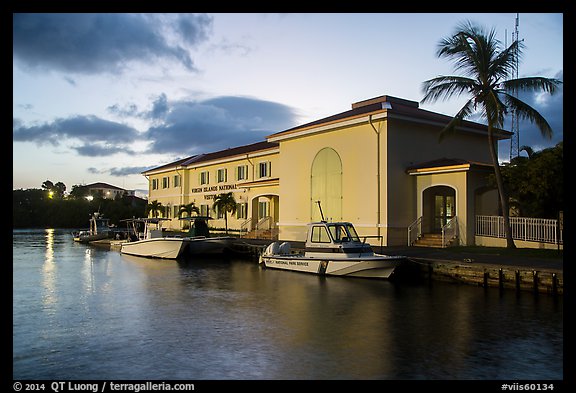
[144,95,510,246]
[144,141,280,235]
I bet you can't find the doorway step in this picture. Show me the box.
[412,233,457,248]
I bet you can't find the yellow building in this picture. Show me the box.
[144,94,510,246]
[143,141,280,236]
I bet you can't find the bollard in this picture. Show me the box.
[533,270,539,294]
[483,270,489,288]
[515,270,521,292]
[499,268,504,290]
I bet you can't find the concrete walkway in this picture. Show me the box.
[378,245,563,272]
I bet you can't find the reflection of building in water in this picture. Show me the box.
[145,95,509,246]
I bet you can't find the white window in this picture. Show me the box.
[258,161,271,178]
[173,175,181,187]
[200,171,209,185]
[152,178,159,190]
[200,204,210,217]
[217,168,227,183]
[311,226,331,243]
[258,201,269,219]
[162,176,170,189]
[236,203,248,219]
[236,165,248,181]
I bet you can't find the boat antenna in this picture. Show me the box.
[316,200,325,221]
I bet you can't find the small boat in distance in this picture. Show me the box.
[72,212,112,243]
[259,220,404,279]
[179,216,237,256]
[120,218,188,259]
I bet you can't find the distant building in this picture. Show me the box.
[81,182,135,200]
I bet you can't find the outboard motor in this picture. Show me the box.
[279,242,291,255]
[263,242,280,256]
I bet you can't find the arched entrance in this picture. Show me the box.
[311,147,342,221]
[248,194,279,238]
[423,185,456,234]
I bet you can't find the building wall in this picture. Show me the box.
[147,149,279,232]
[277,122,379,242]
[386,117,495,245]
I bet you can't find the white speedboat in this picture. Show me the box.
[259,221,404,279]
[72,212,111,243]
[120,218,187,259]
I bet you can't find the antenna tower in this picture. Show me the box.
[509,13,520,161]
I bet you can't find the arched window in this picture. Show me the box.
[311,147,342,221]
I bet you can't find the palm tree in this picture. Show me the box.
[421,21,561,248]
[178,202,200,218]
[212,192,237,235]
[146,200,163,218]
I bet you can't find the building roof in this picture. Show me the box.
[268,95,513,140]
[180,141,278,166]
[143,141,279,174]
[406,158,494,175]
[83,182,127,191]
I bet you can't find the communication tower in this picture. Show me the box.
[509,13,521,161]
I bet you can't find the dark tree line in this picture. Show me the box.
[13,188,147,229]
[492,142,563,219]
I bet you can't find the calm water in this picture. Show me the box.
[13,229,563,380]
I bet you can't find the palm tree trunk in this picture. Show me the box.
[488,125,516,248]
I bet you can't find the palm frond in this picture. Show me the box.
[503,77,562,95]
[421,76,475,104]
[438,98,476,142]
[503,93,554,139]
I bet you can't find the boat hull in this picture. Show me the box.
[259,254,403,279]
[120,237,187,259]
[73,233,110,244]
[185,237,236,256]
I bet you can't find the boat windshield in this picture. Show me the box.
[328,223,360,243]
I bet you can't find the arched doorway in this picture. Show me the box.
[423,185,456,233]
[311,147,342,221]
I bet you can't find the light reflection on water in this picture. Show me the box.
[13,229,563,380]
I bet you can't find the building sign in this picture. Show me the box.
[191,184,237,194]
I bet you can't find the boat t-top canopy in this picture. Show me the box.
[120,217,172,224]
[178,216,213,221]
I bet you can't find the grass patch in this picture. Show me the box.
[448,245,563,259]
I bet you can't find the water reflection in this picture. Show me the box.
[13,230,563,380]
[42,228,57,309]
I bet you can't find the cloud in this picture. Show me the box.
[144,95,297,155]
[497,70,563,159]
[12,13,213,75]
[14,94,298,159]
[88,166,150,177]
[13,115,141,146]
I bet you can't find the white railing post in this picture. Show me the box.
[407,216,422,246]
[441,216,458,248]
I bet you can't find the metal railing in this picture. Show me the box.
[241,216,278,239]
[407,216,423,246]
[442,216,458,247]
[475,215,562,244]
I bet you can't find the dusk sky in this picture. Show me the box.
[13,13,563,197]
